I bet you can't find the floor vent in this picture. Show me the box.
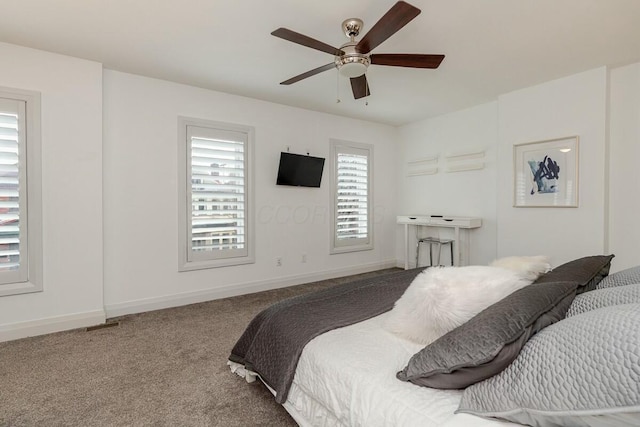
[86,321,120,332]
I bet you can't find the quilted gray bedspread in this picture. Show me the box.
[229,268,423,403]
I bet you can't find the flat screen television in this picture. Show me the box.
[276,152,325,188]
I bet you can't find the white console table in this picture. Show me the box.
[397,215,482,269]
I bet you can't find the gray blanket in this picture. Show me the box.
[229,268,423,403]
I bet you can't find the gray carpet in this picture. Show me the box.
[0,268,399,427]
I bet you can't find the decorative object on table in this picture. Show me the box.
[513,136,579,207]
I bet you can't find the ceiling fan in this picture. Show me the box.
[271,1,445,100]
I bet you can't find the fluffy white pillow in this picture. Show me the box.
[384,265,542,346]
[489,255,551,281]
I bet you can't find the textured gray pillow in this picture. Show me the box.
[458,304,640,427]
[396,281,577,389]
[597,265,640,290]
[567,283,640,317]
[534,254,614,293]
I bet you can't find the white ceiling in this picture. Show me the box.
[1,0,639,126]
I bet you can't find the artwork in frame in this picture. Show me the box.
[513,136,579,207]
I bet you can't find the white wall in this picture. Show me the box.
[608,63,640,271]
[396,102,499,266]
[0,43,104,341]
[103,70,399,316]
[496,68,608,266]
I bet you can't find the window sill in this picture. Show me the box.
[0,281,43,297]
[178,255,255,272]
[330,244,374,255]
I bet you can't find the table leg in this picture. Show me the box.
[465,229,471,266]
[454,226,460,266]
[404,224,409,270]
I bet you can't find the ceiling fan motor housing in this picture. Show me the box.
[335,41,370,78]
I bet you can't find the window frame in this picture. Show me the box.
[330,139,373,254]
[177,117,255,271]
[0,86,43,297]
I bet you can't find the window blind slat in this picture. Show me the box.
[192,177,245,186]
[191,139,244,148]
[192,147,244,159]
[190,200,244,207]
[337,200,367,205]
[193,244,245,251]
[192,165,244,175]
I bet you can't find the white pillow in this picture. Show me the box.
[384,265,538,346]
[489,255,551,281]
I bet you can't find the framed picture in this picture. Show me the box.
[513,136,579,207]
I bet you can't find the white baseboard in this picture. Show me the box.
[0,309,106,343]
[105,259,398,318]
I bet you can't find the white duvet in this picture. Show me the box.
[281,312,520,427]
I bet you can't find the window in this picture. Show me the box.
[0,87,42,296]
[330,139,373,254]
[178,118,254,271]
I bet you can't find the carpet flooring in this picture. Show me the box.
[0,268,399,427]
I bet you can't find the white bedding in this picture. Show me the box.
[281,312,520,427]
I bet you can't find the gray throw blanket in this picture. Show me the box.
[229,268,423,403]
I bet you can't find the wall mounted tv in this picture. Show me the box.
[276,152,325,188]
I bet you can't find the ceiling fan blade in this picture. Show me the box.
[271,28,345,56]
[356,1,421,54]
[370,53,445,68]
[280,63,336,85]
[350,74,371,99]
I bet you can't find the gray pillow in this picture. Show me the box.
[534,254,614,293]
[396,281,577,389]
[458,304,640,427]
[597,265,640,290]
[567,283,640,317]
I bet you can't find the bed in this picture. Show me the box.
[229,256,640,427]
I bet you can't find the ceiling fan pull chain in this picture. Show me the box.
[336,68,341,103]
[365,70,369,106]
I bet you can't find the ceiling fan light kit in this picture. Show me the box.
[338,60,368,78]
[335,43,370,78]
[271,1,445,100]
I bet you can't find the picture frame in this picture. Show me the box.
[513,136,579,207]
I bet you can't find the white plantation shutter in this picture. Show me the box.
[331,141,373,253]
[178,118,254,270]
[0,98,27,285]
[336,153,368,240]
